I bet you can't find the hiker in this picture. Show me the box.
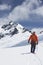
[28,32,38,53]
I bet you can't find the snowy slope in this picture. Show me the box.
[0,21,43,65]
[0,31,30,48]
[0,21,30,48]
[0,29,43,65]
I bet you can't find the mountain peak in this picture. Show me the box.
[0,21,27,39]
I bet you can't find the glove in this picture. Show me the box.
[37,42,38,45]
[36,41,38,45]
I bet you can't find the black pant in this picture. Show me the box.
[31,43,36,53]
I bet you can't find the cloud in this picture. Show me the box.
[0,16,10,26]
[8,0,41,22]
[0,4,11,10]
[0,0,42,25]
[32,6,43,16]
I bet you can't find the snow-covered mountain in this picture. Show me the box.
[0,0,43,65]
[0,21,30,48]
[0,20,43,48]
[0,22,43,65]
[0,16,43,65]
[0,21,28,39]
[0,0,43,47]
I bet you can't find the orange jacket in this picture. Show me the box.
[28,34,38,43]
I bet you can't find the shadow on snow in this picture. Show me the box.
[8,40,29,48]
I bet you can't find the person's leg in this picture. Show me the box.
[33,44,36,53]
[31,44,33,53]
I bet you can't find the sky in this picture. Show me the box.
[0,0,43,28]
[0,0,25,17]
[0,0,43,17]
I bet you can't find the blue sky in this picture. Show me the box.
[0,0,43,28]
[0,0,25,17]
[0,0,43,17]
[19,14,43,29]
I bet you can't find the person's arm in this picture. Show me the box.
[28,35,31,43]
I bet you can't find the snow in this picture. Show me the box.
[0,31,30,48]
[0,0,43,65]
[0,27,43,65]
[16,24,24,33]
